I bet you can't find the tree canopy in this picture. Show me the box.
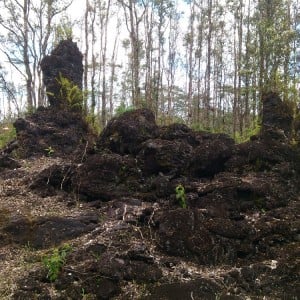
[0,0,299,139]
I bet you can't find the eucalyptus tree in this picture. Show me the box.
[226,0,244,137]
[165,4,180,122]
[118,0,147,107]
[0,0,34,110]
[97,0,112,126]
[140,0,179,122]
[0,0,73,111]
[184,0,196,125]
[255,0,295,99]
[0,65,21,117]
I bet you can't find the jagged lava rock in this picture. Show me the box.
[138,138,193,176]
[159,123,199,146]
[1,213,98,249]
[41,39,83,107]
[72,153,142,201]
[97,108,159,155]
[188,132,235,177]
[261,91,294,139]
[13,106,94,158]
[7,94,299,299]
[11,40,95,158]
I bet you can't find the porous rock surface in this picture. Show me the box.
[12,106,94,158]
[0,92,299,299]
[41,39,83,107]
[5,40,94,159]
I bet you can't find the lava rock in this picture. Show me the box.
[1,214,98,248]
[72,153,142,201]
[261,91,293,139]
[13,107,94,158]
[188,133,235,177]
[41,40,83,108]
[138,138,193,175]
[97,108,159,155]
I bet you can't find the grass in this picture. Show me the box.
[0,122,16,149]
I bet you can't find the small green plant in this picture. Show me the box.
[114,101,135,116]
[56,73,84,110]
[175,184,187,208]
[235,118,261,143]
[85,112,101,134]
[43,244,72,282]
[44,146,54,156]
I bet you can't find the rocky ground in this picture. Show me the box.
[0,91,299,299]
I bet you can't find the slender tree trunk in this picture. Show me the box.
[195,0,204,125]
[144,4,154,110]
[84,0,89,114]
[244,0,251,129]
[237,0,243,136]
[23,0,34,111]
[205,0,213,129]
[109,29,120,119]
[91,13,96,120]
[187,2,195,125]
[233,21,238,138]
[283,4,291,102]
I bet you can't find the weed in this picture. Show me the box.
[43,243,72,282]
[85,112,101,134]
[92,252,102,261]
[175,184,187,208]
[44,146,54,156]
[81,288,94,299]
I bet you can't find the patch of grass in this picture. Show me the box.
[0,122,16,149]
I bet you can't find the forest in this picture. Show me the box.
[0,0,300,140]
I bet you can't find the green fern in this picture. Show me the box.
[175,184,187,208]
[56,73,84,110]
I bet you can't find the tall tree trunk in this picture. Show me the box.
[109,28,120,119]
[23,0,34,111]
[83,0,89,114]
[237,0,243,136]
[205,0,213,129]
[187,1,195,125]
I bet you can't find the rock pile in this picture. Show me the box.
[2,92,296,299]
[0,46,299,298]
[2,40,94,159]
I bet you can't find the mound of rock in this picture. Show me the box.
[41,39,83,108]
[13,107,94,158]
[98,108,159,155]
[261,91,294,139]
[0,40,95,160]
[0,71,299,299]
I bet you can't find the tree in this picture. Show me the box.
[0,0,73,110]
[255,0,295,97]
[0,65,21,117]
[118,0,146,107]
